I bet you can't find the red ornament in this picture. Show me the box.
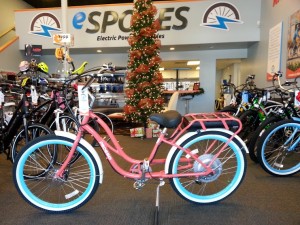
[149,55,161,66]
[152,19,161,31]
[135,64,150,73]
[152,72,163,84]
[138,98,153,108]
[130,50,142,59]
[138,81,151,90]
[126,71,136,81]
[144,45,156,55]
[154,72,163,80]
[143,5,157,16]
[128,35,140,46]
[155,39,161,48]
[125,88,135,98]
[140,27,156,37]
[154,97,164,105]
[130,13,142,26]
[127,61,133,68]
[124,105,137,114]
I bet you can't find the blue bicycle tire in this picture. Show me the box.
[13,135,100,213]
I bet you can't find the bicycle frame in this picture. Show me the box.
[55,110,243,180]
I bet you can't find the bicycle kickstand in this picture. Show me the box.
[154,179,165,225]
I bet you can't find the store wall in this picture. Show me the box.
[0,0,32,72]
[0,0,32,33]
[241,0,300,87]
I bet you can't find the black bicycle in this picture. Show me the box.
[0,80,53,161]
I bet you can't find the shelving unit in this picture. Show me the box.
[90,73,125,108]
[161,68,199,91]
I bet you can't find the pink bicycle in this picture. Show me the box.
[13,64,248,213]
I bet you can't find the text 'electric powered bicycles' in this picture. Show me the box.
[13,64,249,213]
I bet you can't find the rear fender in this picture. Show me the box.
[164,129,248,174]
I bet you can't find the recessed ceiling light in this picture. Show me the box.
[97,50,102,53]
[187,61,200,65]
[170,47,175,50]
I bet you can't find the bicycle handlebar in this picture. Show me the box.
[272,71,295,93]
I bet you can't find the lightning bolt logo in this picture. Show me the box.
[29,13,61,38]
[201,2,243,31]
[203,16,242,30]
[31,25,60,37]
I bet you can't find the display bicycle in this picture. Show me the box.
[255,73,300,176]
[247,72,300,163]
[13,64,249,214]
[0,81,53,161]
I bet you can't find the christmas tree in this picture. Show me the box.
[124,0,164,125]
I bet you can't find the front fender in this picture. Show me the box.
[164,129,248,174]
[54,130,103,184]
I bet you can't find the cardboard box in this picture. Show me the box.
[130,127,145,137]
[152,129,161,137]
[146,128,152,138]
[147,122,160,130]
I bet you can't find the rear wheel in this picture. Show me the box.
[168,131,246,204]
[49,114,78,134]
[238,110,260,144]
[11,123,53,162]
[219,105,238,116]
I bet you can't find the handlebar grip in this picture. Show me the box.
[283,81,297,86]
[275,88,289,96]
[114,66,127,71]
[248,74,255,79]
[11,87,23,93]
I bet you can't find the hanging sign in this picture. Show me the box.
[78,85,89,115]
[266,22,283,81]
[53,33,74,46]
[286,10,300,79]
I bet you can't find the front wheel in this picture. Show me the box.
[257,120,300,176]
[248,116,283,163]
[168,131,246,204]
[13,135,100,213]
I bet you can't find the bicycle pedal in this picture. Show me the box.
[133,180,145,190]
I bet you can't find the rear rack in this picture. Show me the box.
[183,112,242,132]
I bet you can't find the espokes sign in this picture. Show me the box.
[14,0,260,50]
